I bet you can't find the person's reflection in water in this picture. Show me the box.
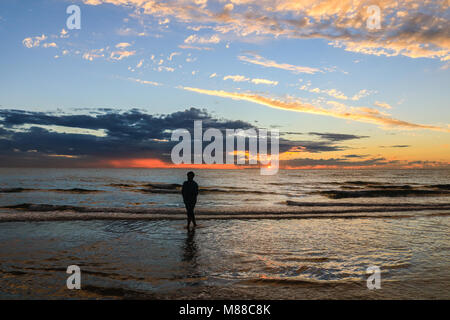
[182,228,197,264]
[181,228,202,281]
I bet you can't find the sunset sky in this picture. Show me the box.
[0,0,449,168]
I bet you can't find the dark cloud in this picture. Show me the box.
[0,108,254,166]
[308,132,369,142]
[0,108,252,141]
[379,145,411,148]
[280,157,449,168]
[0,108,372,167]
[343,154,370,159]
[277,139,344,153]
[280,157,396,168]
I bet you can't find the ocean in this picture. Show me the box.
[0,168,449,299]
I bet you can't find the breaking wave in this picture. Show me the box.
[0,188,102,194]
[310,181,450,199]
[314,189,450,199]
[1,201,449,222]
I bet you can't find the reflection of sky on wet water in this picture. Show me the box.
[0,216,449,298]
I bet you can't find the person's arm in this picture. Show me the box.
[181,182,186,198]
[195,182,199,196]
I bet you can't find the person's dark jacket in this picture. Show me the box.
[182,180,198,204]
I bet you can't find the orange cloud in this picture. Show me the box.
[374,101,393,109]
[182,87,450,132]
[238,53,321,74]
[110,50,136,60]
[83,0,450,61]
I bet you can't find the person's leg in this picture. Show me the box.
[185,203,191,229]
[186,203,196,227]
[191,203,197,227]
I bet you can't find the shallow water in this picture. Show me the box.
[0,169,449,299]
[0,216,449,299]
[0,168,449,212]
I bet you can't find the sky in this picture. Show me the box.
[0,0,449,169]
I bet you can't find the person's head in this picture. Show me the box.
[187,171,195,181]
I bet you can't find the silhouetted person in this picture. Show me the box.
[182,171,198,229]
